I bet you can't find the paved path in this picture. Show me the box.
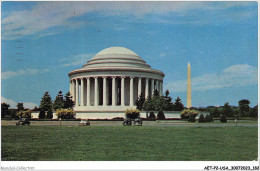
[1,120,258,127]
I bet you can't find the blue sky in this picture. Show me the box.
[1,1,258,108]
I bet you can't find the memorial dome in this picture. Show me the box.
[83,47,150,69]
[95,47,139,56]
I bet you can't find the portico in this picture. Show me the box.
[70,76,163,108]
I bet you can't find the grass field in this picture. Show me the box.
[1,125,258,161]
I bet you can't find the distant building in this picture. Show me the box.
[68,47,165,119]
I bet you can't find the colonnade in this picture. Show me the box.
[70,76,163,107]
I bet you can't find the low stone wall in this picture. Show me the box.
[32,110,210,120]
[140,111,182,119]
[75,111,183,119]
[31,111,58,119]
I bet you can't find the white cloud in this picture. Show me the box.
[1,97,38,109]
[23,102,38,109]
[2,68,49,79]
[60,53,94,67]
[2,1,255,39]
[165,64,258,93]
[159,53,167,58]
[1,97,17,108]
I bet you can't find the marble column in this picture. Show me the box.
[76,79,79,106]
[156,80,159,92]
[145,78,149,98]
[130,77,134,106]
[74,80,77,103]
[112,77,116,106]
[80,78,84,106]
[70,80,72,96]
[151,79,154,96]
[138,77,142,97]
[121,77,125,106]
[103,77,107,106]
[160,81,163,96]
[71,80,74,102]
[87,78,90,106]
[94,77,98,106]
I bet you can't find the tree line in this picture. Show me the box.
[1,89,258,119]
[206,100,258,118]
[135,89,258,119]
[135,89,184,112]
[1,91,74,119]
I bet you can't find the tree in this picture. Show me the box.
[188,114,196,122]
[239,99,250,117]
[64,92,74,109]
[135,93,145,110]
[46,109,53,119]
[250,105,258,118]
[32,106,39,111]
[198,114,205,123]
[10,109,18,119]
[165,90,170,97]
[148,112,156,119]
[205,114,214,122]
[1,103,10,118]
[53,91,64,110]
[210,107,221,118]
[157,111,165,120]
[174,97,184,111]
[39,92,53,111]
[39,110,45,119]
[143,89,174,112]
[17,103,24,111]
[163,90,174,111]
[153,89,159,97]
[222,102,233,117]
[153,96,168,112]
[143,96,155,111]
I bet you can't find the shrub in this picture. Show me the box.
[220,115,227,123]
[210,108,221,118]
[46,110,53,119]
[181,109,198,119]
[157,111,165,120]
[125,109,140,119]
[39,110,45,119]
[10,109,18,119]
[198,114,205,123]
[188,115,196,122]
[16,110,31,118]
[56,109,75,119]
[148,112,156,119]
[112,117,124,121]
[205,114,214,122]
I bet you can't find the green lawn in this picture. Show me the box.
[1,126,258,161]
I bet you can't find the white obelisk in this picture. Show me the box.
[187,62,192,108]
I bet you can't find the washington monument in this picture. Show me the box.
[187,62,192,108]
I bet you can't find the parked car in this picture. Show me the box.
[133,118,142,126]
[123,118,132,126]
[16,118,30,126]
[78,119,90,126]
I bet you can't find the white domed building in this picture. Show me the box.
[68,47,165,119]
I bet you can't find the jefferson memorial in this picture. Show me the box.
[68,47,165,119]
